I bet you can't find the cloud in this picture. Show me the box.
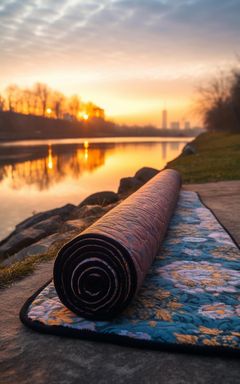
[0,0,240,87]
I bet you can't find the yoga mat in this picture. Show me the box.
[53,169,181,320]
[20,191,240,355]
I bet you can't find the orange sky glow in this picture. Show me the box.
[1,0,239,127]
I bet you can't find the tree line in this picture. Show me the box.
[198,65,240,133]
[0,83,105,121]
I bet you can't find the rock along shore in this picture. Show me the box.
[0,167,159,268]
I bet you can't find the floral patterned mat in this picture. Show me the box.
[20,191,240,354]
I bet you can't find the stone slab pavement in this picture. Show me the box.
[1,181,240,384]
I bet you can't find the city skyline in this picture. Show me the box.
[161,108,191,130]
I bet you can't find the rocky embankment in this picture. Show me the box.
[0,167,159,268]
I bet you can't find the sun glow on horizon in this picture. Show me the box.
[82,113,89,121]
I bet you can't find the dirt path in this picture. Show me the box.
[1,181,240,384]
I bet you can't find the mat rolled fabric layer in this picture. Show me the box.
[53,169,181,320]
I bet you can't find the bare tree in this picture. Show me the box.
[51,91,65,119]
[5,84,19,112]
[197,72,231,113]
[196,71,234,132]
[1,82,104,123]
[196,65,240,133]
[15,87,25,113]
[0,94,5,111]
[68,95,81,119]
[31,89,39,115]
[34,83,50,116]
[22,88,33,114]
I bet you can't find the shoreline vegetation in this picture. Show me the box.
[0,130,240,287]
[168,132,240,183]
[0,111,202,141]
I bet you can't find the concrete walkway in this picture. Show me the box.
[1,181,240,384]
[184,180,240,244]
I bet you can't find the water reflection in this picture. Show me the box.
[0,142,107,190]
[0,137,191,239]
[47,145,53,170]
[169,142,180,150]
[0,140,187,192]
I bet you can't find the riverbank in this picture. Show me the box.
[0,111,202,141]
[168,131,240,183]
[1,180,240,384]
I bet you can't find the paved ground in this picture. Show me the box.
[1,181,240,384]
[184,180,240,245]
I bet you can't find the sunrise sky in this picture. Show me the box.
[0,0,240,126]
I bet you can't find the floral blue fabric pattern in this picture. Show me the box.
[24,191,240,352]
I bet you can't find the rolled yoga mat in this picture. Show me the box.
[53,169,181,320]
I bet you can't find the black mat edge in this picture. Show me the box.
[19,192,240,357]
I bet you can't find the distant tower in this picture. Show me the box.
[184,121,191,130]
[162,109,168,129]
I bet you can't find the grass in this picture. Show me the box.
[167,132,240,184]
[0,239,70,289]
[0,251,55,289]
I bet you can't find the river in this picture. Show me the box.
[0,137,193,240]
